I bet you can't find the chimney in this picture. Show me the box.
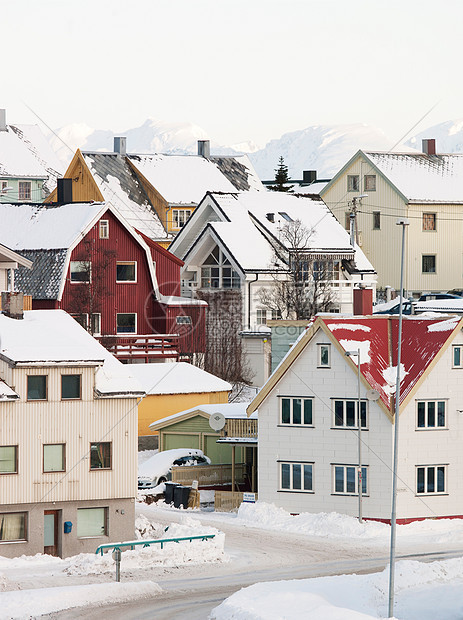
[57,178,73,204]
[303,170,317,184]
[1,292,24,320]
[353,287,373,315]
[0,109,7,132]
[114,137,127,155]
[422,139,436,155]
[266,213,275,223]
[198,140,210,158]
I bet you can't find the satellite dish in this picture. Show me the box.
[209,412,226,431]
[366,389,380,401]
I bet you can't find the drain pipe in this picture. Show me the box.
[247,274,259,330]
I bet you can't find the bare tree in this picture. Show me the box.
[258,219,337,320]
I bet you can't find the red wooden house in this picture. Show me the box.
[0,201,206,362]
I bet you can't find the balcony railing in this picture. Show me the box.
[221,418,258,439]
[98,334,179,362]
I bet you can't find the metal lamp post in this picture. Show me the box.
[345,348,363,523]
[388,217,409,619]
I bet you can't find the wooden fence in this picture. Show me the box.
[222,418,257,439]
[171,463,247,487]
[215,491,258,512]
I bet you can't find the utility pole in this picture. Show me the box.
[350,194,368,246]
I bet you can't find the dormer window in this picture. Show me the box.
[200,247,240,289]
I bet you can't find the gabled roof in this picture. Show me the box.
[149,402,256,431]
[127,153,263,205]
[0,310,144,397]
[248,315,463,419]
[0,127,48,179]
[321,149,463,204]
[0,201,160,301]
[0,243,32,269]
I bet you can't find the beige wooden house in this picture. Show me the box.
[320,139,463,296]
[0,303,143,558]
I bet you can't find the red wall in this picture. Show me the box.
[137,231,182,297]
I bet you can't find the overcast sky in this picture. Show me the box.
[2,0,462,148]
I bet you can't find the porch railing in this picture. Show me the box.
[221,419,258,439]
[171,463,247,486]
[98,334,179,361]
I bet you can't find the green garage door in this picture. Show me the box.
[163,433,200,451]
[204,435,243,464]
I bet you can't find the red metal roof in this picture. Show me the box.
[321,316,462,410]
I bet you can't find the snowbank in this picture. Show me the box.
[211,558,463,619]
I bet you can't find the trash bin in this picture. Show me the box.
[164,482,178,505]
[173,485,190,509]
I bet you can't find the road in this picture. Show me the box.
[43,506,463,620]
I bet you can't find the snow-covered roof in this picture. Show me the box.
[82,153,166,240]
[0,127,48,179]
[0,310,144,396]
[128,154,244,204]
[0,379,19,400]
[127,362,231,396]
[150,402,256,430]
[364,151,463,203]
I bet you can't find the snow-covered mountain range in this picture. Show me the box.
[49,117,463,182]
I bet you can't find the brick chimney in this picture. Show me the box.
[353,287,373,315]
[422,139,436,155]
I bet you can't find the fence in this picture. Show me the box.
[222,418,257,439]
[171,463,247,487]
[215,491,258,512]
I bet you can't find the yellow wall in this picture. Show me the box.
[138,390,229,436]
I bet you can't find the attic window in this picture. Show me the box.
[99,220,109,239]
[278,212,294,222]
[364,175,376,191]
[18,181,31,201]
[347,175,359,192]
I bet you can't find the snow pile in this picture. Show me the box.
[1,581,161,620]
[210,558,463,619]
[382,363,407,394]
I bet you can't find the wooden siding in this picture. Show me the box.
[126,159,169,231]
[44,150,104,204]
[0,364,138,505]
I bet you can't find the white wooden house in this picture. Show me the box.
[0,305,143,557]
[248,314,463,522]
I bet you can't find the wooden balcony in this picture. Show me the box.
[98,334,179,362]
[221,418,258,439]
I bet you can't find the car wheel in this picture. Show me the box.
[157,476,167,485]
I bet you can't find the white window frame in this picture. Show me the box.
[416,400,447,429]
[256,309,267,325]
[99,219,109,239]
[452,345,463,368]
[332,464,368,495]
[18,180,31,201]
[279,461,314,492]
[347,175,359,192]
[318,343,330,367]
[116,261,137,283]
[70,261,91,283]
[416,465,447,495]
[332,399,368,429]
[116,312,137,334]
[280,396,313,426]
[91,313,101,336]
[172,209,192,230]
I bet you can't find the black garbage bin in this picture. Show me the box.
[173,485,190,509]
[164,482,178,505]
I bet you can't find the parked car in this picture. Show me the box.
[447,289,463,297]
[138,448,211,489]
[373,299,412,314]
[418,293,461,301]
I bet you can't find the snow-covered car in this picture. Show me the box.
[138,448,211,489]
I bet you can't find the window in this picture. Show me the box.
[333,399,367,429]
[43,444,65,472]
[77,507,107,537]
[172,209,192,229]
[256,309,267,325]
[27,375,47,401]
[416,465,446,494]
[201,247,240,289]
[91,313,101,336]
[61,375,81,400]
[347,175,359,192]
[18,181,31,201]
[99,220,109,239]
[318,344,330,367]
[176,315,192,325]
[280,397,313,426]
[373,211,381,230]
[0,512,26,542]
[0,446,17,474]
[70,261,91,283]
[422,255,436,273]
[453,345,463,368]
[333,465,368,495]
[364,175,376,191]
[423,213,436,231]
[116,313,136,333]
[90,442,112,470]
[280,462,313,492]
[71,313,88,330]
[116,261,137,282]
[416,400,446,429]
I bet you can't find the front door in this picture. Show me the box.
[44,510,59,556]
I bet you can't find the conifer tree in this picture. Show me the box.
[270,156,293,192]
